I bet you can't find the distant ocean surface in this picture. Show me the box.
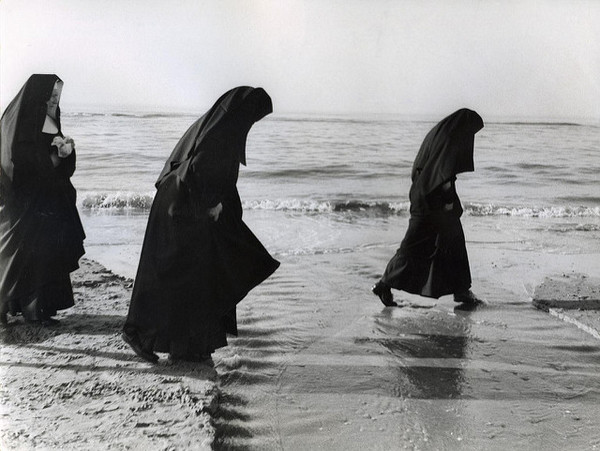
[60,109,600,278]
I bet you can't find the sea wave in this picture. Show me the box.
[81,192,155,210]
[78,193,600,218]
[547,223,600,233]
[269,116,404,125]
[495,121,583,127]
[111,113,192,119]
[64,112,193,119]
[466,203,600,218]
[242,199,409,213]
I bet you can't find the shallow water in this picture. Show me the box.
[213,246,600,450]
[80,208,600,284]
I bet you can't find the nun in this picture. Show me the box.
[372,108,484,307]
[0,74,85,325]
[123,86,280,363]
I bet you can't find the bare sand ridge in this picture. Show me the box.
[0,259,217,450]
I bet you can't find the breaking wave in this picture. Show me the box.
[466,203,600,218]
[80,192,155,210]
[241,199,409,213]
[78,193,600,218]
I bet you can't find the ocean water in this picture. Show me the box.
[60,109,600,278]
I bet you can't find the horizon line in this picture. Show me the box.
[59,104,600,125]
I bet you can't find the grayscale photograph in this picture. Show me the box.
[1,1,599,449]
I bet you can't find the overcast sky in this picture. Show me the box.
[1,0,599,119]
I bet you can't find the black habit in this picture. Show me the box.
[123,86,280,357]
[380,108,484,298]
[0,74,85,320]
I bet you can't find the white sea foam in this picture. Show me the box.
[80,192,156,210]
[78,193,600,218]
[242,199,334,212]
[466,203,600,218]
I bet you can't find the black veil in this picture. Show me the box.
[409,108,484,209]
[1,74,62,193]
[155,86,272,189]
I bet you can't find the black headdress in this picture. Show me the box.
[155,86,272,189]
[410,108,484,205]
[1,74,62,191]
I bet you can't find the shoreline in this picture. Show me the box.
[0,259,217,450]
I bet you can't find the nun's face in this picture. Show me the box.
[46,88,59,111]
[46,83,62,115]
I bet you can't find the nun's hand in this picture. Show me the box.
[60,136,75,157]
[208,203,223,222]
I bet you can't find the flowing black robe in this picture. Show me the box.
[124,86,280,356]
[381,108,484,298]
[0,74,85,319]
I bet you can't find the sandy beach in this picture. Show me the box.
[2,1,599,449]
[1,97,599,451]
[2,226,599,449]
[0,259,217,450]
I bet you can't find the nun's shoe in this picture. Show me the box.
[372,282,397,307]
[25,316,60,327]
[41,317,61,327]
[169,353,213,363]
[122,331,159,363]
[0,312,7,326]
[453,290,483,305]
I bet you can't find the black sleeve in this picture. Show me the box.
[426,177,459,213]
[11,142,54,189]
[54,149,76,178]
[439,177,457,204]
[186,150,235,210]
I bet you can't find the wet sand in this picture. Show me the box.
[1,239,600,449]
[213,242,600,450]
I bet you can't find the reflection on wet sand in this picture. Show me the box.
[211,253,600,450]
[369,333,469,399]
